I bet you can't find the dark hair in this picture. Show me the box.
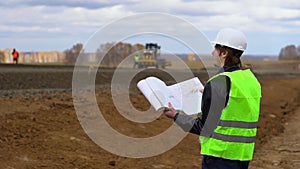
[215,44,243,67]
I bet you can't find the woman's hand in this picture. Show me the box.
[163,102,177,119]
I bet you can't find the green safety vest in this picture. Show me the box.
[134,55,139,62]
[200,69,261,161]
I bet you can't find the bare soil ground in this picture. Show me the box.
[0,61,300,169]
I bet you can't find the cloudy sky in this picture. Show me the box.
[1,0,300,55]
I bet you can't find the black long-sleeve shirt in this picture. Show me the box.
[174,65,241,135]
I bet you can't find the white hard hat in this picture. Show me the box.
[212,28,247,51]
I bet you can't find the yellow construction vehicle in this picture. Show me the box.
[138,43,171,68]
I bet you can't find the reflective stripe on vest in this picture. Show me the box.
[211,132,256,143]
[218,120,258,129]
[200,69,261,161]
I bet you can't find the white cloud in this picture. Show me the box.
[0,0,137,9]
[2,0,300,33]
[0,4,132,35]
[1,0,300,54]
[0,25,62,33]
[246,6,300,21]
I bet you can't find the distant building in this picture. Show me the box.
[0,48,66,64]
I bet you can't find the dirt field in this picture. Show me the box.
[0,61,300,169]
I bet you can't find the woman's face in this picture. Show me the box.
[212,46,226,66]
[211,47,220,58]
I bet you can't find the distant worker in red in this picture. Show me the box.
[12,48,19,64]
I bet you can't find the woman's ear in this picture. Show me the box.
[220,50,228,59]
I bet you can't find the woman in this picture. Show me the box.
[163,28,261,169]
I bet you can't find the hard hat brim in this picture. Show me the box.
[211,41,245,51]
